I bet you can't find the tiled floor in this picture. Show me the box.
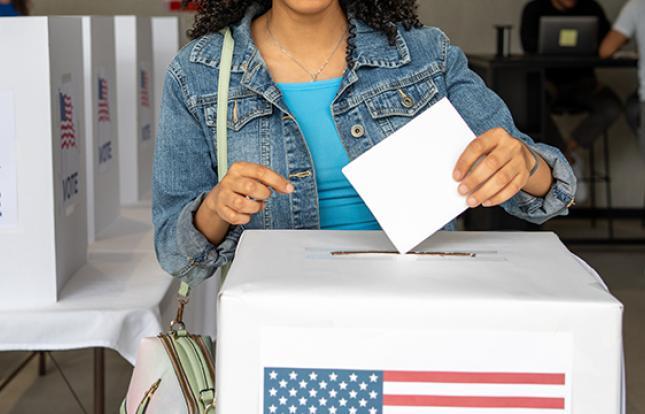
[0,221,644,413]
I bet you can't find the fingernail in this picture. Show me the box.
[482,201,492,207]
[286,183,295,193]
[458,184,469,195]
[467,196,478,207]
[453,170,463,180]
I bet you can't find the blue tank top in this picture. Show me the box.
[277,77,380,230]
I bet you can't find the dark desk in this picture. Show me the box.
[467,54,638,141]
[465,54,641,243]
[468,54,638,70]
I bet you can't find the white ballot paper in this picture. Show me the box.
[343,98,474,253]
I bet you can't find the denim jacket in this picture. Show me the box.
[152,6,576,284]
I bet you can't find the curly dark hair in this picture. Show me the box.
[188,0,422,47]
[11,0,30,15]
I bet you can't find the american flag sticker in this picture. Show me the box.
[97,77,111,123]
[58,75,81,214]
[259,329,573,414]
[138,63,153,144]
[139,68,150,108]
[96,70,113,170]
[263,368,566,414]
[59,92,77,150]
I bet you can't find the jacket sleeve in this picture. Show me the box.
[152,60,241,285]
[442,39,576,225]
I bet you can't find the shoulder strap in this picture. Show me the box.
[217,27,234,179]
[175,28,235,311]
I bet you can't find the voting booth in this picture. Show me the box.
[115,16,155,205]
[152,16,180,132]
[0,17,87,306]
[217,231,623,414]
[82,16,120,243]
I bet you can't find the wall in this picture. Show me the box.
[418,0,624,54]
[31,0,169,15]
[30,0,194,44]
[30,0,643,207]
[29,0,627,52]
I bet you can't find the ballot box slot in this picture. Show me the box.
[331,251,476,257]
[302,249,505,262]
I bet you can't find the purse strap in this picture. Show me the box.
[173,27,235,331]
[216,27,234,179]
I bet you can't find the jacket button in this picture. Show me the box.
[401,95,415,108]
[351,124,365,138]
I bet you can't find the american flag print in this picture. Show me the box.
[97,77,111,123]
[139,69,150,108]
[263,368,567,414]
[59,92,76,150]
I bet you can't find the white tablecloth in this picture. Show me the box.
[0,206,219,365]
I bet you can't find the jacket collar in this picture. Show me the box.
[190,4,411,107]
[190,4,411,72]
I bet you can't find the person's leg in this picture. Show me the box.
[544,83,572,155]
[625,91,640,136]
[569,80,623,149]
[544,115,569,154]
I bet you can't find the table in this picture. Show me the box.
[0,206,220,414]
[466,54,641,243]
[468,54,638,140]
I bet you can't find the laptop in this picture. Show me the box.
[538,16,599,55]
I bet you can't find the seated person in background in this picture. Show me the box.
[521,0,623,165]
[0,0,29,16]
[600,0,645,160]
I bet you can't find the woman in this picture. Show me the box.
[153,0,576,284]
[0,0,29,16]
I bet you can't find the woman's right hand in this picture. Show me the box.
[195,162,294,245]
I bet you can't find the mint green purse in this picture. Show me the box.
[120,27,234,414]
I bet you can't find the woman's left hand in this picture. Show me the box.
[453,128,537,208]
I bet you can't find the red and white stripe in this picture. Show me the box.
[382,371,567,413]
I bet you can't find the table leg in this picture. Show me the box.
[94,348,105,414]
[38,351,47,376]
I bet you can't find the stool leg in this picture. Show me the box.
[603,132,614,239]
[94,348,105,414]
[38,351,46,376]
[589,144,597,228]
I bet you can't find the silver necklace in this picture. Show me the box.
[266,15,347,82]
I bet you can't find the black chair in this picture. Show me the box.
[550,104,614,239]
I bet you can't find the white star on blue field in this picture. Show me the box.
[264,368,384,414]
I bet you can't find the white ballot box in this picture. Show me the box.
[152,16,180,132]
[0,17,87,306]
[115,16,154,205]
[217,231,623,414]
[82,16,120,242]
